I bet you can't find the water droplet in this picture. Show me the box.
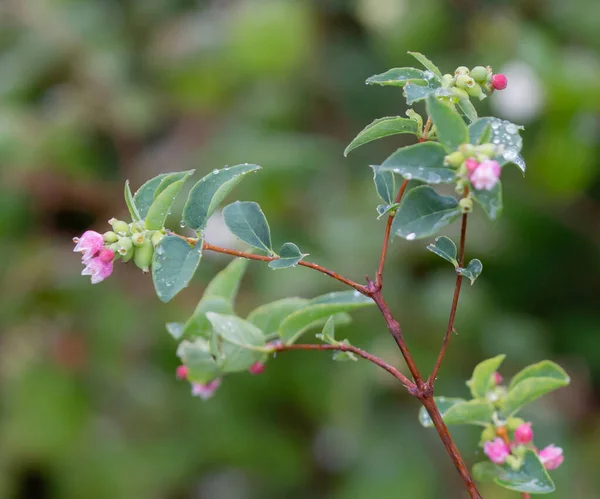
[491,122,500,130]
[505,123,518,134]
[404,172,413,180]
[503,148,518,161]
[180,220,186,228]
[493,138,501,144]
[428,173,441,184]
[353,290,360,297]
[406,233,416,241]
[156,246,164,255]
[423,70,434,80]
[212,169,219,174]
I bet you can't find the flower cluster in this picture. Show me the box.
[73,218,165,283]
[481,372,564,472]
[441,65,508,101]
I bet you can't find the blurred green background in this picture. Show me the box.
[1,0,599,498]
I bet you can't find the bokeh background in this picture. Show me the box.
[1,1,599,498]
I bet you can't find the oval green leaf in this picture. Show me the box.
[279,291,374,344]
[268,242,307,269]
[183,164,261,231]
[472,462,502,483]
[133,173,168,219]
[407,52,443,80]
[366,68,426,87]
[468,117,525,172]
[372,168,396,204]
[247,297,309,335]
[375,142,454,184]
[344,117,419,156]
[223,201,273,254]
[458,258,483,285]
[419,398,494,427]
[426,236,458,267]
[472,181,503,220]
[124,180,141,222]
[145,172,193,230]
[418,397,465,427]
[392,186,461,240]
[457,98,478,124]
[176,338,219,384]
[467,354,506,399]
[153,169,195,199]
[494,450,555,494]
[426,95,468,151]
[152,236,203,303]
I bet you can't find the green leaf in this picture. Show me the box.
[392,186,461,240]
[472,462,502,483]
[375,142,454,184]
[472,182,503,220]
[404,82,453,105]
[372,168,396,204]
[426,236,458,267]
[456,98,478,124]
[366,68,427,87]
[124,180,141,222]
[223,201,273,254]
[268,242,307,269]
[133,174,168,219]
[152,236,203,303]
[418,397,464,426]
[501,361,570,416]
[180,258,248,338]
[206,313,265,372]
[458,259,483,285]
[376,203,400,219]
[155,170,194,196]
[419,398,494,427]
[316,316,336,344]
[145,171,193,230]
[467,354,506,399]
[166,322,184,340]
[247,297,309,335]
[468,117,525,172]
[332,339,358,362]
[183,164,261,231]
[176,338,219,384]
[279,291,374,344]
[344,117,419,156]
[407,52,443,80]
[494,450,555,494]
[426,95,468,151]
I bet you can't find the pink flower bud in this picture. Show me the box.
[469,159,502,191]
[73,230,104,263]
[491,74,508,90]
[81,257,113,284]
[493,372,503,385]
[465,158,479,173]
[484,437,510,464]
[538,444,564,470]
[248,362,265,375]
[176,365,188,380]
[191,379,221,400]
[514,422,533,444]
[97,248,115,263]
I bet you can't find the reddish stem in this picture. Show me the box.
[428,211,468,385]
[375,179,409,288]
[272,343,415,390]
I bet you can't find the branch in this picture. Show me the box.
[271,343,415,391]
[375,179,409,288]
[428,211,468,385]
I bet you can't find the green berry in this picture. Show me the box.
[459,198,473,214]
[133,239,154,273]
[103,231,118,243]
[109,218,130,236]
[466,82,486,100]
[477,144,497,158]
[441,73,455,87]
[451,87,469,100]
[470,66,488,82]
[131,232,147,247]
[130,221,144,234]
[456,74,475,89]
[480,426,496,443]
[455,66,470,76]
[444,151,465,168]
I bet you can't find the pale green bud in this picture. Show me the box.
[455,66,470,76]
[444,151,465,167]
[477,143,497,158]
[456,74,475,89]
[505,455,523,471]
[103,231,118,243]
[131,232,147,247]
[117,237,134,262]
[130,221,144,234]
[480,425,496,443]
[470,66,488,82]
[441,73,454,87]
[133,239,154,273]
[459,143,476,156]
[459,198,473,213]
[109,218,130,236]
[466,82,486,100]
[151,231,165,247]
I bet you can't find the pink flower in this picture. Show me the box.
[248,362,265,375]
[469,159,502,191]
[493,372,503,385]
[484,437,510,464]
[97,248,115,263]
[538,444,564,470]
[176,365,189,380]
[191,379,221,400]
[491,73,508,90]
[73,230,104,263]
[465,158,479,173]
[514,422,533,444]
[81,257,113,284]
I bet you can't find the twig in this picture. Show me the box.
[271,343,415,391]
[428,211,468,385]
[375,179,409,288]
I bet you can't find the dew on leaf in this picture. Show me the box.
[406,233,416,240]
